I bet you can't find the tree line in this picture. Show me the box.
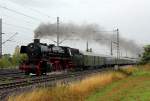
[140,45,150,64]
[0,46,27,68]
[0,44,149,68]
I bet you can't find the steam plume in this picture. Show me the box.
[34,22,142,55]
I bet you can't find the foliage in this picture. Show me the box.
[8,71,126,101]
[8,65,150,101]
[0,54,12,68]
[87,76,150,101]
[140,45,150,64]
[11,46,27,66]
[0,46,27,68]
[119,66,139,75]
[87,64,150,101]
[119,64,150,76]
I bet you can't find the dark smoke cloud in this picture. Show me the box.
[34,23,99,39]
[34,22,143,55]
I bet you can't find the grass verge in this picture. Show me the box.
[8,71,126,101]
[87,64,150,101]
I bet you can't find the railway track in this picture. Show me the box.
[0,69,25,85]
[0,68,111,101]
[0,68,23,76]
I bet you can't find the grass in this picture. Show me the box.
[8,64,150,101]
[87,64,150,101]
[8,71,126,101]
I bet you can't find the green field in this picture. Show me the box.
[87,68,150,101]
[8,65,150,101]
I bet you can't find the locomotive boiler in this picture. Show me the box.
[19,39,83,75]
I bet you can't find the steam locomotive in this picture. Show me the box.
[19,39,137,75]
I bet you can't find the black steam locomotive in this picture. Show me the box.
[19,39,137,75]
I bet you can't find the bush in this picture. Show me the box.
[0,45,27,68]
[8,71,126,101]
[0,55,12,68]
[140,45,150,64]
[119,66,139,75]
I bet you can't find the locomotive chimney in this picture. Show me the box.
[34,39,40,44]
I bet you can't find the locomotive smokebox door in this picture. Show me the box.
[20,46,27,53]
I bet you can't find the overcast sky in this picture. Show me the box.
[0,0,150,56]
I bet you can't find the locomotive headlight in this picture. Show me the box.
[29,44,35,49]
[30,45,33,48]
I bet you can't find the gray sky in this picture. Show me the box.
[0,0,150,57]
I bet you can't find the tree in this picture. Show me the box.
[0,54,12,68]
[12,45,27,66]
[141,45,150,64]
[0,46,27,68]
